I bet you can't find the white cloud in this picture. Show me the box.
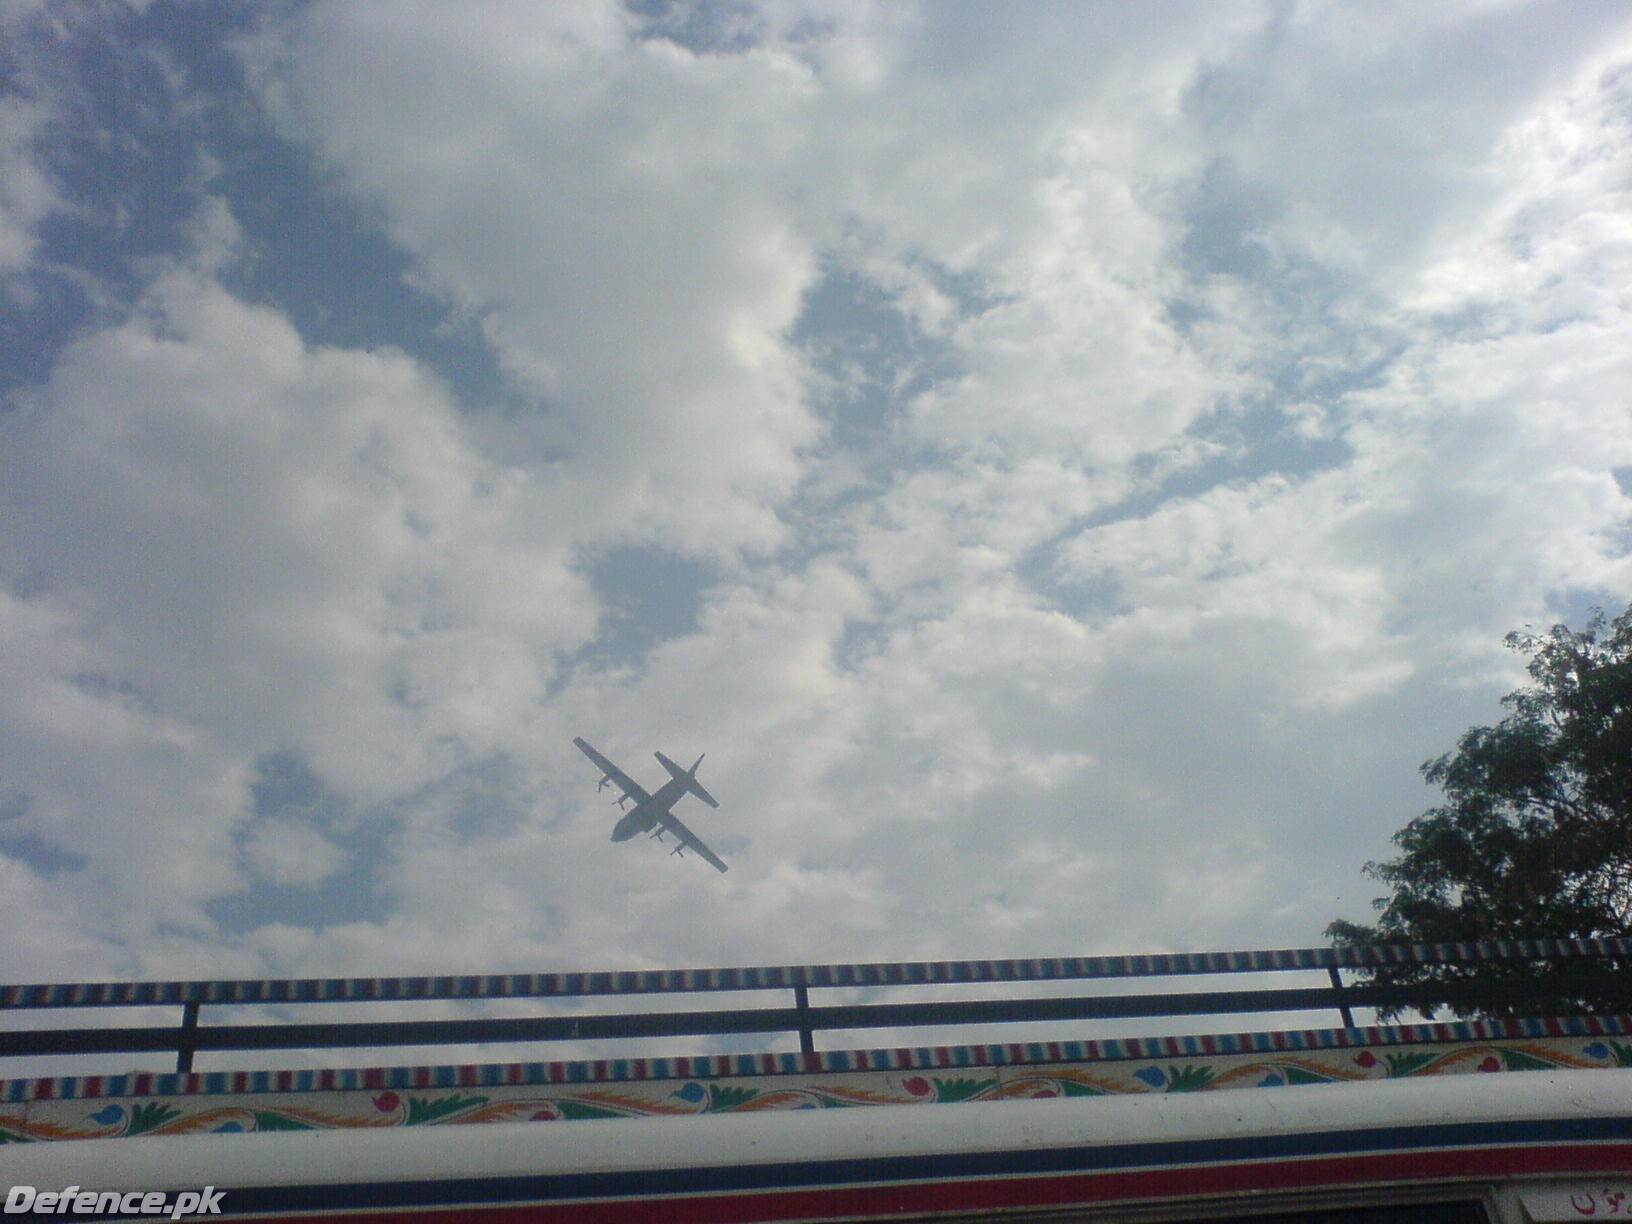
[242,817,345,887]
[1179,0,1625,287]
[2,3,1629,1004]
[0,231,599,956]
[218,2,1632,968]
[241,2,827,561]
[0,94,57,274]
[4,257,597,794]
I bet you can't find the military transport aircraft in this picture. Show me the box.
[572,737,728,872]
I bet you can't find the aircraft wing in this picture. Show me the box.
[573,737,651,804]
[656,810,729,873]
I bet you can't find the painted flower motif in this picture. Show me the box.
[1583,1042,1608,1060]
[1354,1050,1378,1068]
[902,1077,932,1097]
[372,1092,401,1112]
[672,1082,707,1103]
[529,1105,559,1121]
[89,1104,125,1126]
[1132,1067,1167,1089]
[1478,1056,1502,1072]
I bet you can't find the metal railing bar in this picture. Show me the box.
[793,984,814,1055]
[1328,965,1356,1028]
[1,979,1590,1062]
[6,938,1629,1010]
[175,1000,201,1074]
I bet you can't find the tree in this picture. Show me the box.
[1327,603,1632,1018]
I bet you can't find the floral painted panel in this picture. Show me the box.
[4,1033,1629,1142]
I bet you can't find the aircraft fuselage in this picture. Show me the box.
[610,777,691,842]
[573,736,727,872]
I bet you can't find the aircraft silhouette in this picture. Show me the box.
[573,737,727,872]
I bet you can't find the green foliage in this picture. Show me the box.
[1328,604,1632,1018]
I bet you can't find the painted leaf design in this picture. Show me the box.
[126,1102,182,1135]
[706,1085,758,1111]
[405,1094,487,1126]
[251,1111,317,1132]
[1163,1065,1215,1092]
[554,1099,629,1120]
[1383,1052,1438,1077]
[932,1077,988,1103]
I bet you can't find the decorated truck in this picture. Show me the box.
[4,940,1631,1221]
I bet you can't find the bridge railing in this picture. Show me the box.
[3,938,1628,1074]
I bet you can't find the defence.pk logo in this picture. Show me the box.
[5,1187,224,1219]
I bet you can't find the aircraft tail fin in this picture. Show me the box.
[655,751,720,808]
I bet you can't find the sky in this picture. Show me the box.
[1,0,1630,1003]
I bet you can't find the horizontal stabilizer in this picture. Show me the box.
[655,750,720,808]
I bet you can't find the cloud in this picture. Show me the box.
[1178,0,1623,286]
[241,817,345,887]
[240,2,826,560]
[219,5,1632,964]
[0,93,58,274]
[1,2,1629,1007]
[0,231,596,953]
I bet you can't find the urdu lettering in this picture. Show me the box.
[1572,1190,1632,1217]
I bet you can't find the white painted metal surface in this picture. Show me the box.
[3,1069,1629,1193]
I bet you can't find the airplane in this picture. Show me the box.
[572,737,728,872]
